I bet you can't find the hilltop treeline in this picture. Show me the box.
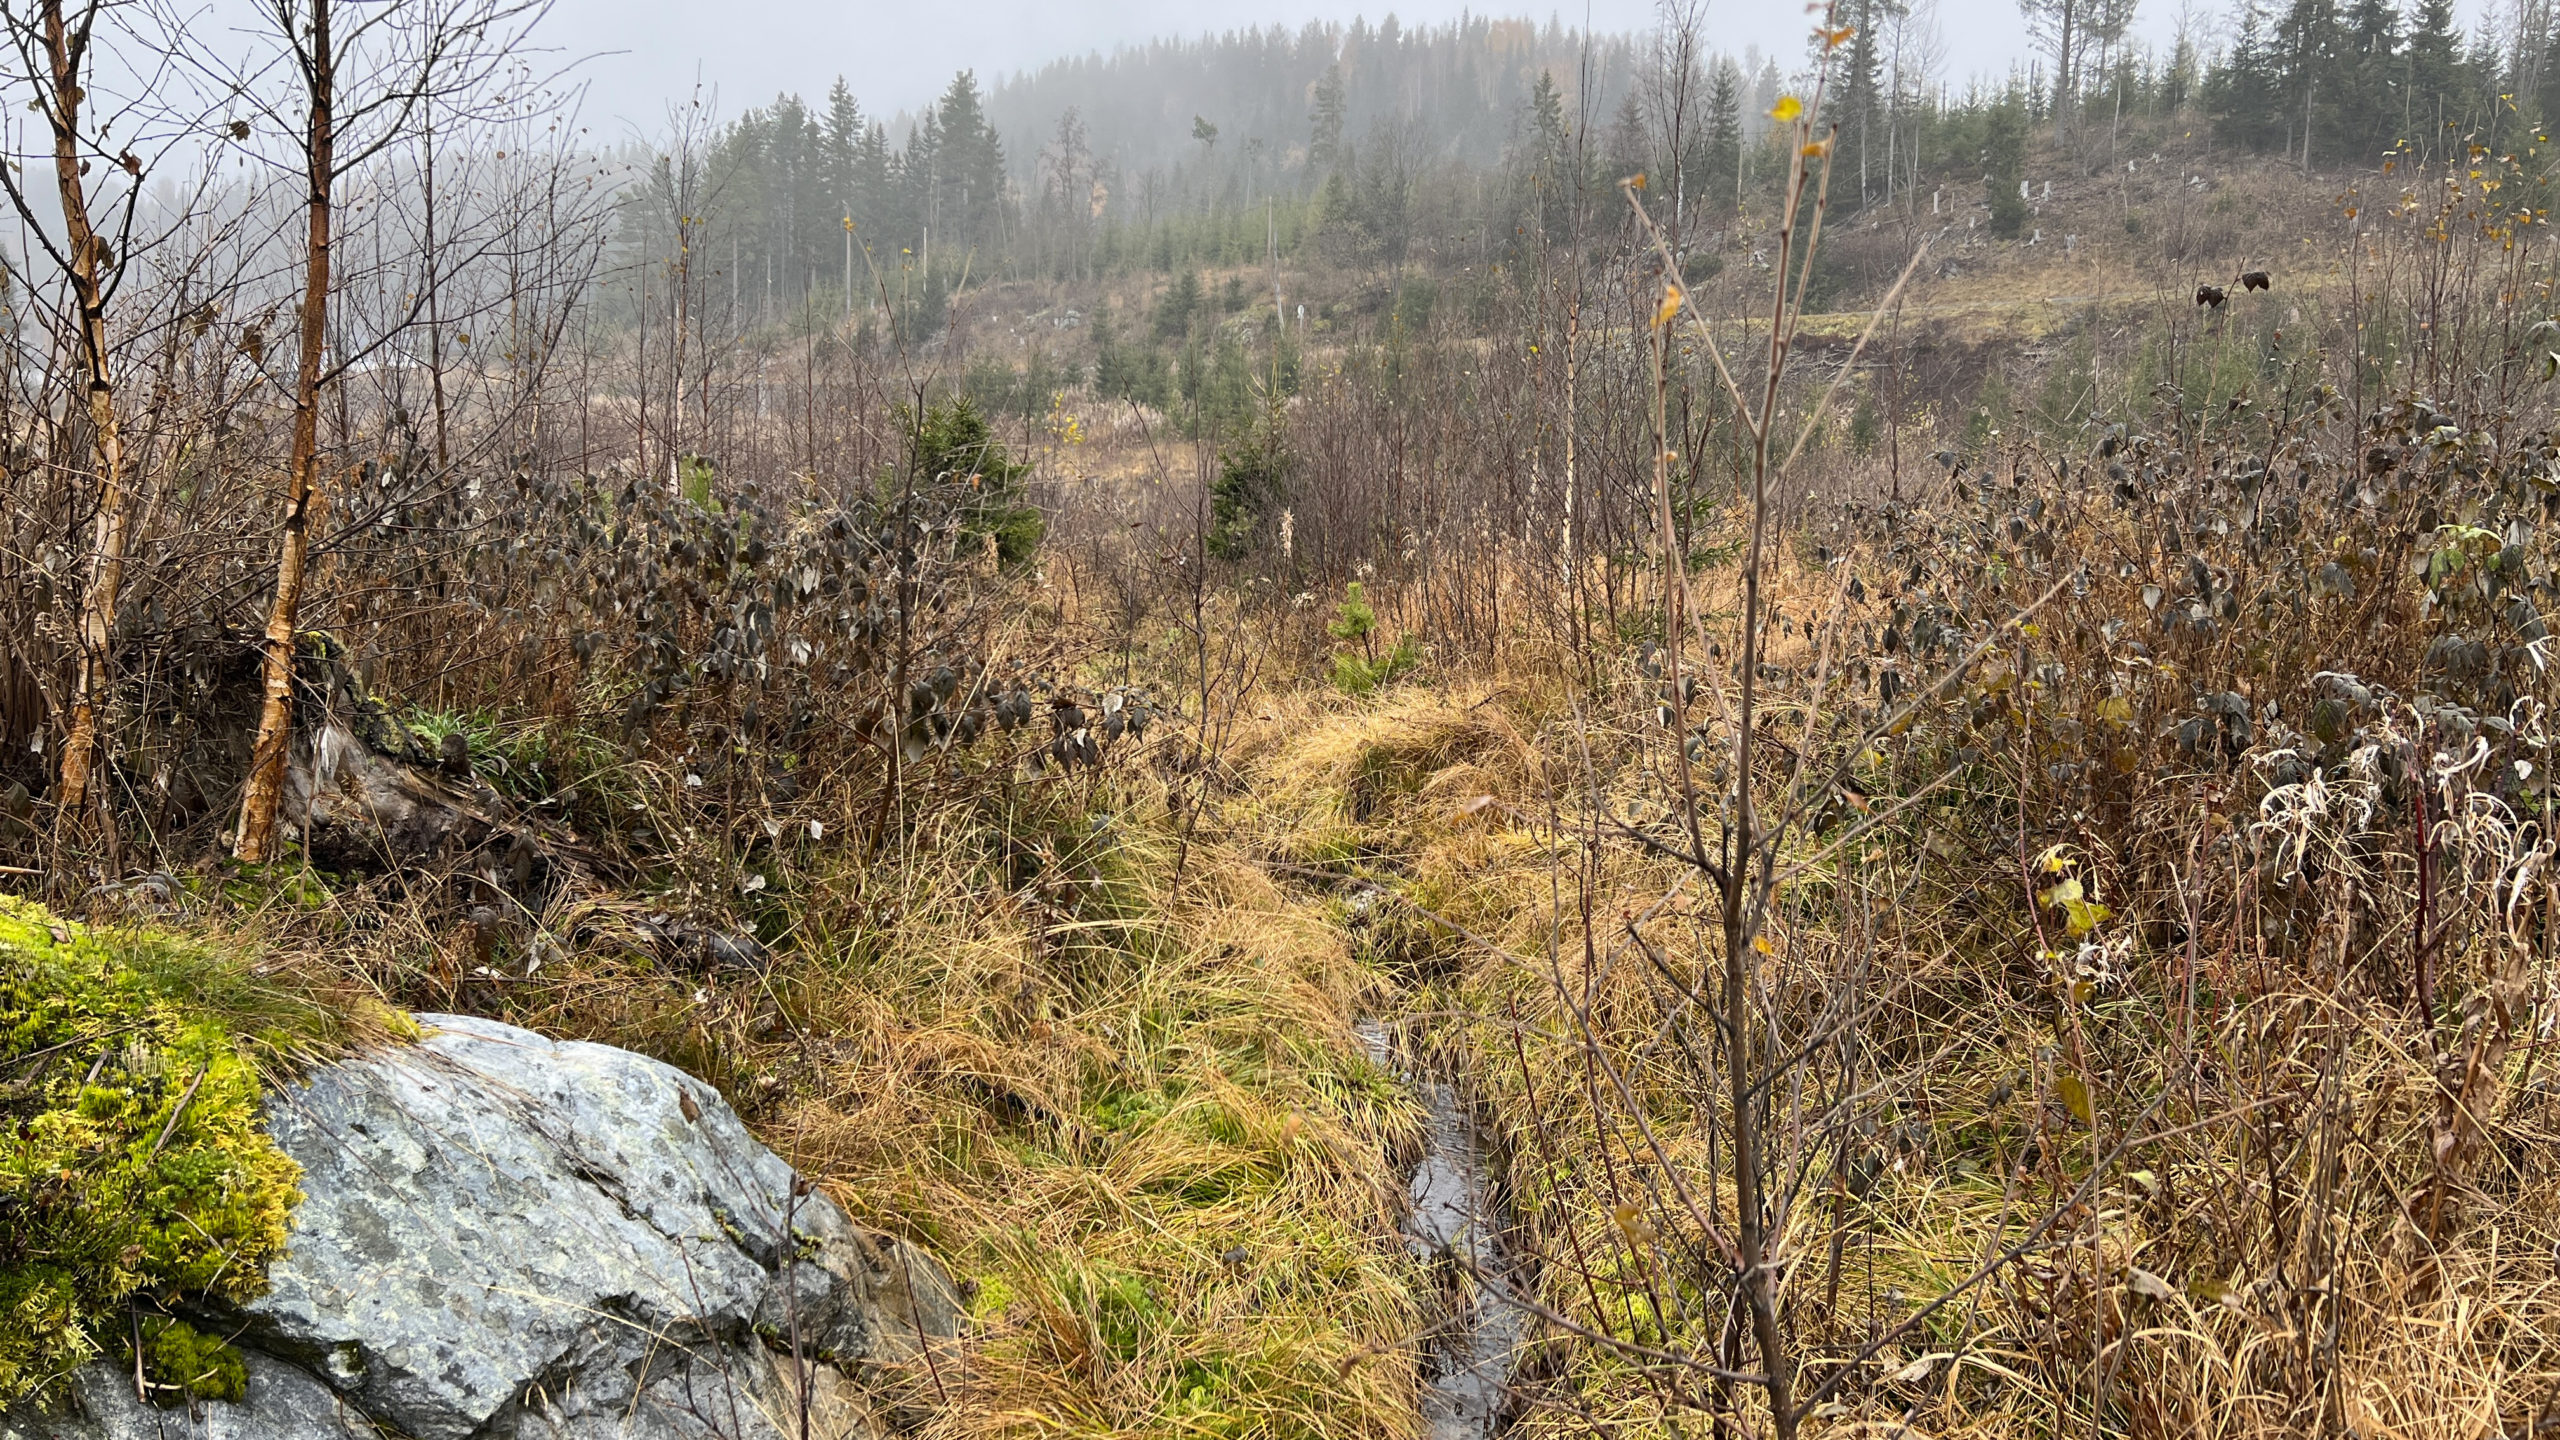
[651,0,2540,328]
[981,16,1656,184]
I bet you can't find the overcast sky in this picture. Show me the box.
[534,0,2249,138]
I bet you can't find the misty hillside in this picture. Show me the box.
[981,17,1660,183]
[670,0,2509,334]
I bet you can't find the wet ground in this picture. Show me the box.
[1357,1019,1527,1440]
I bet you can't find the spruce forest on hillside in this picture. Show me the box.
[11,0,2560,1432]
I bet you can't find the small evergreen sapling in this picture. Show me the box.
[1325,582,1420,693]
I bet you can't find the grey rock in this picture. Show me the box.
[7,1015,956,1440]
[2,1353,371,1440]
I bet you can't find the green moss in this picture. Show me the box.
[218,861,337,913]
[0,898,308,1406]
[1082,1265,1166,1360]
[121,1317,248,1404]
[965,1274,1012,1320]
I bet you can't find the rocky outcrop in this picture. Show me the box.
[6,1015,957,1440]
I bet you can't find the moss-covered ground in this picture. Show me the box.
[0,897,378,1408]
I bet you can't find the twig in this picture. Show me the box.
[3,1019,146,1074]
[148,1062,211,1160]
[1777,236,1940,474]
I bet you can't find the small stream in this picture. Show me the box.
[1357,1019,1528,1440]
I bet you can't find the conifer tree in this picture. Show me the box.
[1523,68,1577,241]
[1828,0,1890,206]
[2404,0,2471,151]
[2204,3,2286,150]
[1603,91,1649,194]
[930,72,1006,258]
[2336,0,2403,162]
[851,122,892,235]
[2271,0,2346,164]
[1702,58,1744,215]
[824,79,863,226]
[2164,28,2199,110]
[1309,64,1346,175]
[1984,95,2029,236]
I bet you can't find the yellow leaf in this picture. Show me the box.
[1752,933,1775,955]
[1802,139,1831,157]
[1653,283,1684,328]
[2096,694,2133,726]
[1771,95,1803,122]
[2057,1072,2094,1125]
[2064,898,2112,938]
[1611,1202,1656,1245]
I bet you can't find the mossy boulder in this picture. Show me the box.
[8,1011,958,1440]
[2,898,955,1439]
[0,898,304,1406]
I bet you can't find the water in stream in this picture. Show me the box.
[1357,1019,1528,1440]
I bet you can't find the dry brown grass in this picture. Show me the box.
[136,496,2560,1436]
[196,667,1444,1438]
[1218,507,2560,1436]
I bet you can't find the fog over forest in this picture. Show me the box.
[540,0,2201,129]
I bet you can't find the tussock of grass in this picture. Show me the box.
[1232,683,1554,875]
[417,764,1437,1439]
[779,816,1428,1438]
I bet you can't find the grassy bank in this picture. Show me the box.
[372,723,1443,1438]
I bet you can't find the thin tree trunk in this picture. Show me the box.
[46,0,128,843]
[2302,77,2316,173]
[235,0,335,862]
[670,209,689,491]
[422,94,449,471]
